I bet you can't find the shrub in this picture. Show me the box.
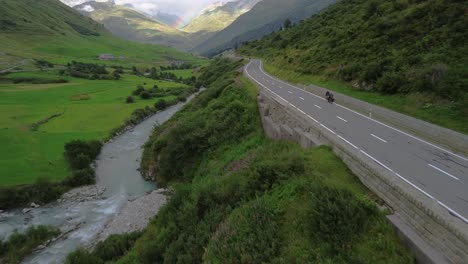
[132,85,145,96]
[177,95,187,102]
[0,225,60,263]
[308,186,378,253]
[126,96,134,103]
[154,99,167,110]
[376,71,404,94]
[65,249,104,264]
[64,140,102,170]
[93,232,142,261]
[204,200,280,263]
[63,167,96,187]
[140,91,151,99]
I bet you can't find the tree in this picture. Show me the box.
[140,91,151,99]
[132,66,140,75]
[154,99,167,110]
[283,19,292,29]
[112,70,121,80]
[126,96,134,103]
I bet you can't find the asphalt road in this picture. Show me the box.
[245,59,468,224]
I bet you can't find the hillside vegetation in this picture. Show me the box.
[239,0,467,132]
[66,59,413,263]
[193,0,337,56]
[0,0,198,72]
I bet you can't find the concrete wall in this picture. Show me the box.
[298,83,468,155]
[257,91,468,264]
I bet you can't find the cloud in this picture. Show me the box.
[61,0,225,16]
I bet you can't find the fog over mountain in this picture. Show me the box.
[60,0,229,24]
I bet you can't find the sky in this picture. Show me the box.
[62,0,224,17]
[62,0,225,27]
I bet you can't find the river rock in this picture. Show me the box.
[94,189,168,244]
[30,202,40,208]
[60,185,106,203]
[22,208,32,214]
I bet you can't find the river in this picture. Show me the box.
[0,96,195,263]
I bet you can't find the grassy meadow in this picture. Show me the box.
[0,70,191,186]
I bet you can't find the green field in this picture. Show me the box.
[165,69,198,79]
[0,0,207,187]
[0,70,190,186]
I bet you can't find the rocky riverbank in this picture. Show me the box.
[93,188,169,245]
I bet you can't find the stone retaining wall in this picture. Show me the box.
[257,91,468,264]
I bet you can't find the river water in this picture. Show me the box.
[0,97,194,263]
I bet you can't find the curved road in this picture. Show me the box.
[245,59,468,224]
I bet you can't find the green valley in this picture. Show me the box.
[0,0,205,186]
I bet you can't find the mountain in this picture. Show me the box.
[73,1,192,50]
[0,0,196,70]
[181,0,261,33]
[192,0,337,56]
[239,0,467,102]
[153,12,181,27]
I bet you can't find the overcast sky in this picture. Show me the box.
[62,0,225,16]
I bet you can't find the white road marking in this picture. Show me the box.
[320,124,336,135]
[437,201,468,224]
[337,135,359,149]
[428,164,459,181]
[307,115,319,123]
[279,86,283,89]
[289,103,297,109]
[360,150,394,172]
[298,109,306,115]
[300,97,305,100]
[371,133,387,143]
[314,105,322,109]
[395,173,435,200]
[337,116,348,123]
[256,60,468,163]
[288,91,293,94]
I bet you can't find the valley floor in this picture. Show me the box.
[0,70,190,186]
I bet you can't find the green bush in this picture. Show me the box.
[154,99,167,111]
[204,200,280,263]
[0,225,60,264]
[64,140,102,170]
[139,91,151,99]
[126,96,134,103]
[65,249,104,264]
[65,232,142,264]
[62,167,95,187]
[308,186,378,253]
[93,232,142,261]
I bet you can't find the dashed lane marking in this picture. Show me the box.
[371,133,387,143]
[428,164,459,181]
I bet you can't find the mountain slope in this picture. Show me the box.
[74,1,192,50]
[181,0,261,33]
[240,0,467,99]
[193,0,337,56]
[0,0,198,70]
